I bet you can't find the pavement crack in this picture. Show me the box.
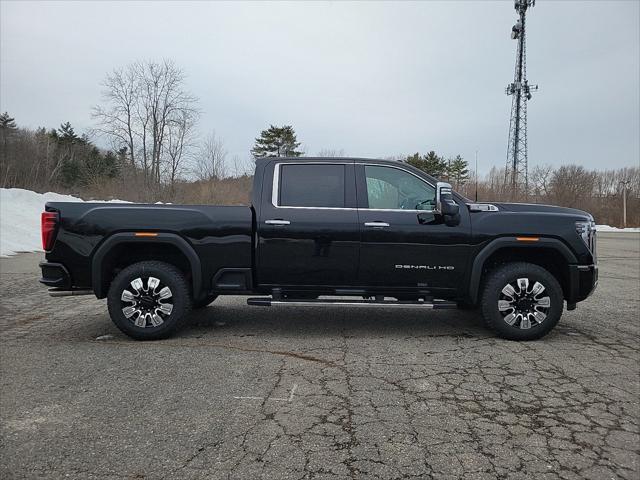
[101,340,336,365]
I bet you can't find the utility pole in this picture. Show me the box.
[620,180,630,228]
[505,0,538,201]
[475,150,479,202]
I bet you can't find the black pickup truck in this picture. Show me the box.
[40,158,598,341]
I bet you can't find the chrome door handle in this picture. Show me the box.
[364,222,390,228]
[265,219,290,225]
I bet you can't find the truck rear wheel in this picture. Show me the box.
[107,261,192,340]
[481,262,563,341]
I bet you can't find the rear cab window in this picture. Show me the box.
[278,164,346,208]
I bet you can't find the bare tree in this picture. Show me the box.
[229,154,253,178]
[530,164,554,199]
[92,66,138,169]
[195,131,227,181]
[595,169,617,198]
[549,165,597,207]
[92,60,199,188]
[138,60,198,184]
[165,108,198,189]
[486,166,509,201]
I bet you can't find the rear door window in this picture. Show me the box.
[278,164,345,208]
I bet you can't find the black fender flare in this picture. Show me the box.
[468,236,577,303]
[91,232,202,299]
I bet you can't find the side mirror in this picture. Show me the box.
[435,182,460,227]
[435,182,460,217]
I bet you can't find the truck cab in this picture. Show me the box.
[254,158,471,298]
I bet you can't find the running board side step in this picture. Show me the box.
[247,298,457,309]
[48,289,94,297]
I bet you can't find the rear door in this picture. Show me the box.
[356,163,471,293]
[257,161,359,287]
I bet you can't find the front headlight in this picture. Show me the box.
[576,221,597,260]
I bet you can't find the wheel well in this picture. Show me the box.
[478,247,570,299]
[97,242,192,297]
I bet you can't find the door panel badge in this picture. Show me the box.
[395,264,455,271]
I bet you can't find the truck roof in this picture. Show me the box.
[255,156,441,184]
[256,156,399,164]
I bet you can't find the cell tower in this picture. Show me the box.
[505,0,538,200]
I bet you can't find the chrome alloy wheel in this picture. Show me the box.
[498,277,550,330]
[120,277,173,328]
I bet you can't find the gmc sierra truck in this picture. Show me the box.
[39,158,598,341]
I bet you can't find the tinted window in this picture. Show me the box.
[364,165,435,210]
[279,164,345,208]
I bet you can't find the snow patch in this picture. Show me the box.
[595,225,640,233]
[0,188,128,257]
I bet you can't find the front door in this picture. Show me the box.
[257,161,359,288]
[356,164,471,293]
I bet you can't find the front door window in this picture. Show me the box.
[364,165,436,211]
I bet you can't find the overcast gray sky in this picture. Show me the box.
[1,0,638,174]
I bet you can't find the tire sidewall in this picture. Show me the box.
[107,261,190,340]
[482,262,564,341]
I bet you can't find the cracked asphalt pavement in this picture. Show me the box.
[1,233,638,479]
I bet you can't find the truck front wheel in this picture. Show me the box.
[107,261,192,340]
[481,262,563,341]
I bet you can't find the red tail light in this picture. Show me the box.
[41,211,58,251]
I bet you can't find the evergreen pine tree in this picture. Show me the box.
[421,151,448,178]
[0,112,18,160]
[251,125,303,158]
[48,128,59,141]
[59,155,82,187]
[58,122,78,143]
[405,152,425,171]
[103,151,119,178]
[404,150,465,182]
[0,112,17,132]
[449,155,470,188]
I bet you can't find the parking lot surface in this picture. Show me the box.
[1,233,638,479]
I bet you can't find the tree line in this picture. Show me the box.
[404,151,470,190]
[0,60,251,203]
[394,150,638,227]
[0,113,119,190]
[0,58,637,226]
[466,164,640,227]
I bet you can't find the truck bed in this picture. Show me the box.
[44,202,254,292]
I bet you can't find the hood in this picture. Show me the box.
[495,202,592,219]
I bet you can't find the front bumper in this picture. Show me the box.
[567,264,598,305]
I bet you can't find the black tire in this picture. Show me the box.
[481,262,563,341]
[107,261,192,340]
[193,294,218,309]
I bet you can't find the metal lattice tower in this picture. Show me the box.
[505,0,538,200]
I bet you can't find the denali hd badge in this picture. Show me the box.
[395,265,455,270]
